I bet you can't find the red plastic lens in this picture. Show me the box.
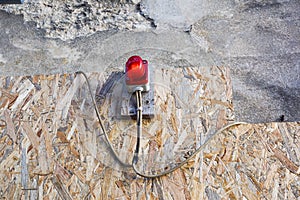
[125,56,148,85]
[126,56,144,79]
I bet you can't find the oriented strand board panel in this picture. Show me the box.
[0,67,299,199]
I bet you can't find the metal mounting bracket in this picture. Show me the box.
[95,71,155,120]
[119,84,155,119]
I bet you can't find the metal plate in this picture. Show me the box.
[119,85,155,119]
[95,71,155,119]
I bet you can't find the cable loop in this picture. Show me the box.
[76,71,131,168]
[76,71,246,178]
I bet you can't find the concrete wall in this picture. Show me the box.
[0,0,299,123]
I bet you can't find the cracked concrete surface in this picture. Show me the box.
[0,0,299,123]
[1,0,152,40]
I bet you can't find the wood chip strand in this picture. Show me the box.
[0,68,299,199]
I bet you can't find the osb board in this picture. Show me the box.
[0,67,298,199]
[95,66,235,173]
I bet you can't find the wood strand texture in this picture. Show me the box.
[0,67,299,199]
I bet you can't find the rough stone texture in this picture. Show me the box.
[0,11,211,74]
[0,0,299,123]
[1,0,151,40]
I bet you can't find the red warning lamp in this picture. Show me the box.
[125,56,150,92]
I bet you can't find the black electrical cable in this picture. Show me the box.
[132,90,142,165]
[76,71,247,178]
